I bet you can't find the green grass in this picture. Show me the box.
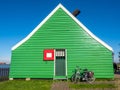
[0,80,52,90]
[0,79,117,90]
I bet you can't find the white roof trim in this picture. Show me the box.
[12,3,62,50]
[12,3,113,52]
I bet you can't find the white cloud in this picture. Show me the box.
[0,57,11,64]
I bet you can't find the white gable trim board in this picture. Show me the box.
[12,3,113,52]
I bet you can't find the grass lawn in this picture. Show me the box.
[0,79,117,90]
[69,83,116,89]
[0,80,52,90]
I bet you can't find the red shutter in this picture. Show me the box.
[44,49,54,60]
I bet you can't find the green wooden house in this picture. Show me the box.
[9,3,114,79]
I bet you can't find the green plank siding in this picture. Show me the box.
[10,5,114,78]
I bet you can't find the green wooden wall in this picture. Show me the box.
[9,8,114,78]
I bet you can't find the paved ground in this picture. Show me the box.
[115,74,120,90]
[51,81,70,90]
[115,73,120,78]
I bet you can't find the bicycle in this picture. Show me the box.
[71,66,95,83]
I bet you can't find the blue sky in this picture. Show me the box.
[0,0,120,63]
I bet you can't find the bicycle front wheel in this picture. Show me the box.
[71,74,75,82]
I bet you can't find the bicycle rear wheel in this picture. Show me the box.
[87,77,95,83]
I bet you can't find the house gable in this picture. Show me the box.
[10,3,114,78]
[12,3,113,52]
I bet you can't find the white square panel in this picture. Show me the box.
[46,53,52,58]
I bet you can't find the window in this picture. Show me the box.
[55,49,65,59]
